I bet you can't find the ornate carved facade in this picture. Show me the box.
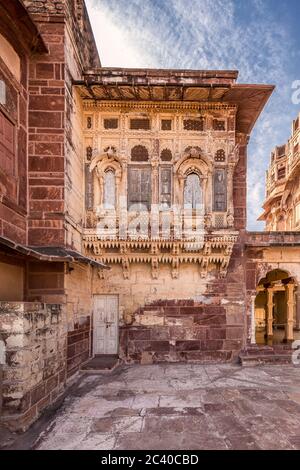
[82,100,241,279]
[259,112,300,230]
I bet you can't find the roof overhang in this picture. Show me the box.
[75,67,275,135]
[0,236,108,269]
[0,0,48,54]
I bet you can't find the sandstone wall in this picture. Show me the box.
[94,243,245,363]
[65,263,93,376]
[0,302,66,431]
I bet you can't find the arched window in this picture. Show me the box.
[160,149,172,161]
[131,145,149,162]
[103,170,116,208]
[184,173,202,209]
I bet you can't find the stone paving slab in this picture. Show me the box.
[24,364,300,449]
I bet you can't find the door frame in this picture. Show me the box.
[92,294,119,356]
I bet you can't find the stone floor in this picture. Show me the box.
[28,363,300,450]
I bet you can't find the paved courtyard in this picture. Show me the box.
[34,363,300,450]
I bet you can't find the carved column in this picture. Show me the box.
[284,283,295,342]
[227,163,235,222]
[206,171,213,214]
[295,286,300,330]
[202,176,208,215]
[266,287,274,338]
[152,163,159,205]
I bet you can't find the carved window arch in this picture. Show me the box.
[103,169,116,209]
[184,173,202,209]
[215,149,225,162]
[160,148,172,161]
[131,145,149,162]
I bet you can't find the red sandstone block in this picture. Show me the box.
[29,201,64,213]
[41,87,62,95]
[36,63,54,79]
[180,306,203,315]
[207,328,226,340]
[29,111,62,128]
[39,23,64,35]
[129,329,151,340]
[223,339,243,350]
[46,374,59,394]
[29,157,64,172]
[2,222,26,244]
[31,383,46,406]
[30,187,62,200]
[34,142,62,156]
[37,394,51,414]
[28,228,65,245]
[150,327,170,341]
[201,339,224,351]
[175,340,201,351]
[29,96,64,112]
[29,178,64,187]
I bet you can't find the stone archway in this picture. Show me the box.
[254,269,298,345]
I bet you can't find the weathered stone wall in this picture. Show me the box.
[0,302,66,431]
[94,248,245,363]
[24,0,100,247]
[0,27,28,244]
[65,263,93,375]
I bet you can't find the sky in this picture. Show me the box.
[86,0,300,230]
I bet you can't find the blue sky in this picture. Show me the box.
[86,0,300,230]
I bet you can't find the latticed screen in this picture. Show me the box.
[213,169,227,212]
[160,168,172,208]
[213,119,225,131]
[277,145,286,157]
[86,146,93,161]
[161,119,172,130]
[215,149,225,162]
[128,167,151,211]
[104,118,118,129]
[131,145,149,161]
[183,119,204,131]
[277,167,286,179]
[130,118,150,130]
[160,149,172,161]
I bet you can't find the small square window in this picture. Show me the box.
[161,119,172,131]
[130,118,150,130]
[213,119,225,131]
[104,118,118,129]
[183,119,203,131]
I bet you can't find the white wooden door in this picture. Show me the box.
[93,295,119,355]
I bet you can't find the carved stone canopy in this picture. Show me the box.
[89,152,123,179]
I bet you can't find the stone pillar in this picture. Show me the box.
[227,164,235,220]
[250,295,256,344]
[295,287,300,330]
[284,283,295,342]
[266,287,274,338]
[151,164,159,205]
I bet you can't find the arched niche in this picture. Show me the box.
[89,153,123,209]
[174,154,212,212]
